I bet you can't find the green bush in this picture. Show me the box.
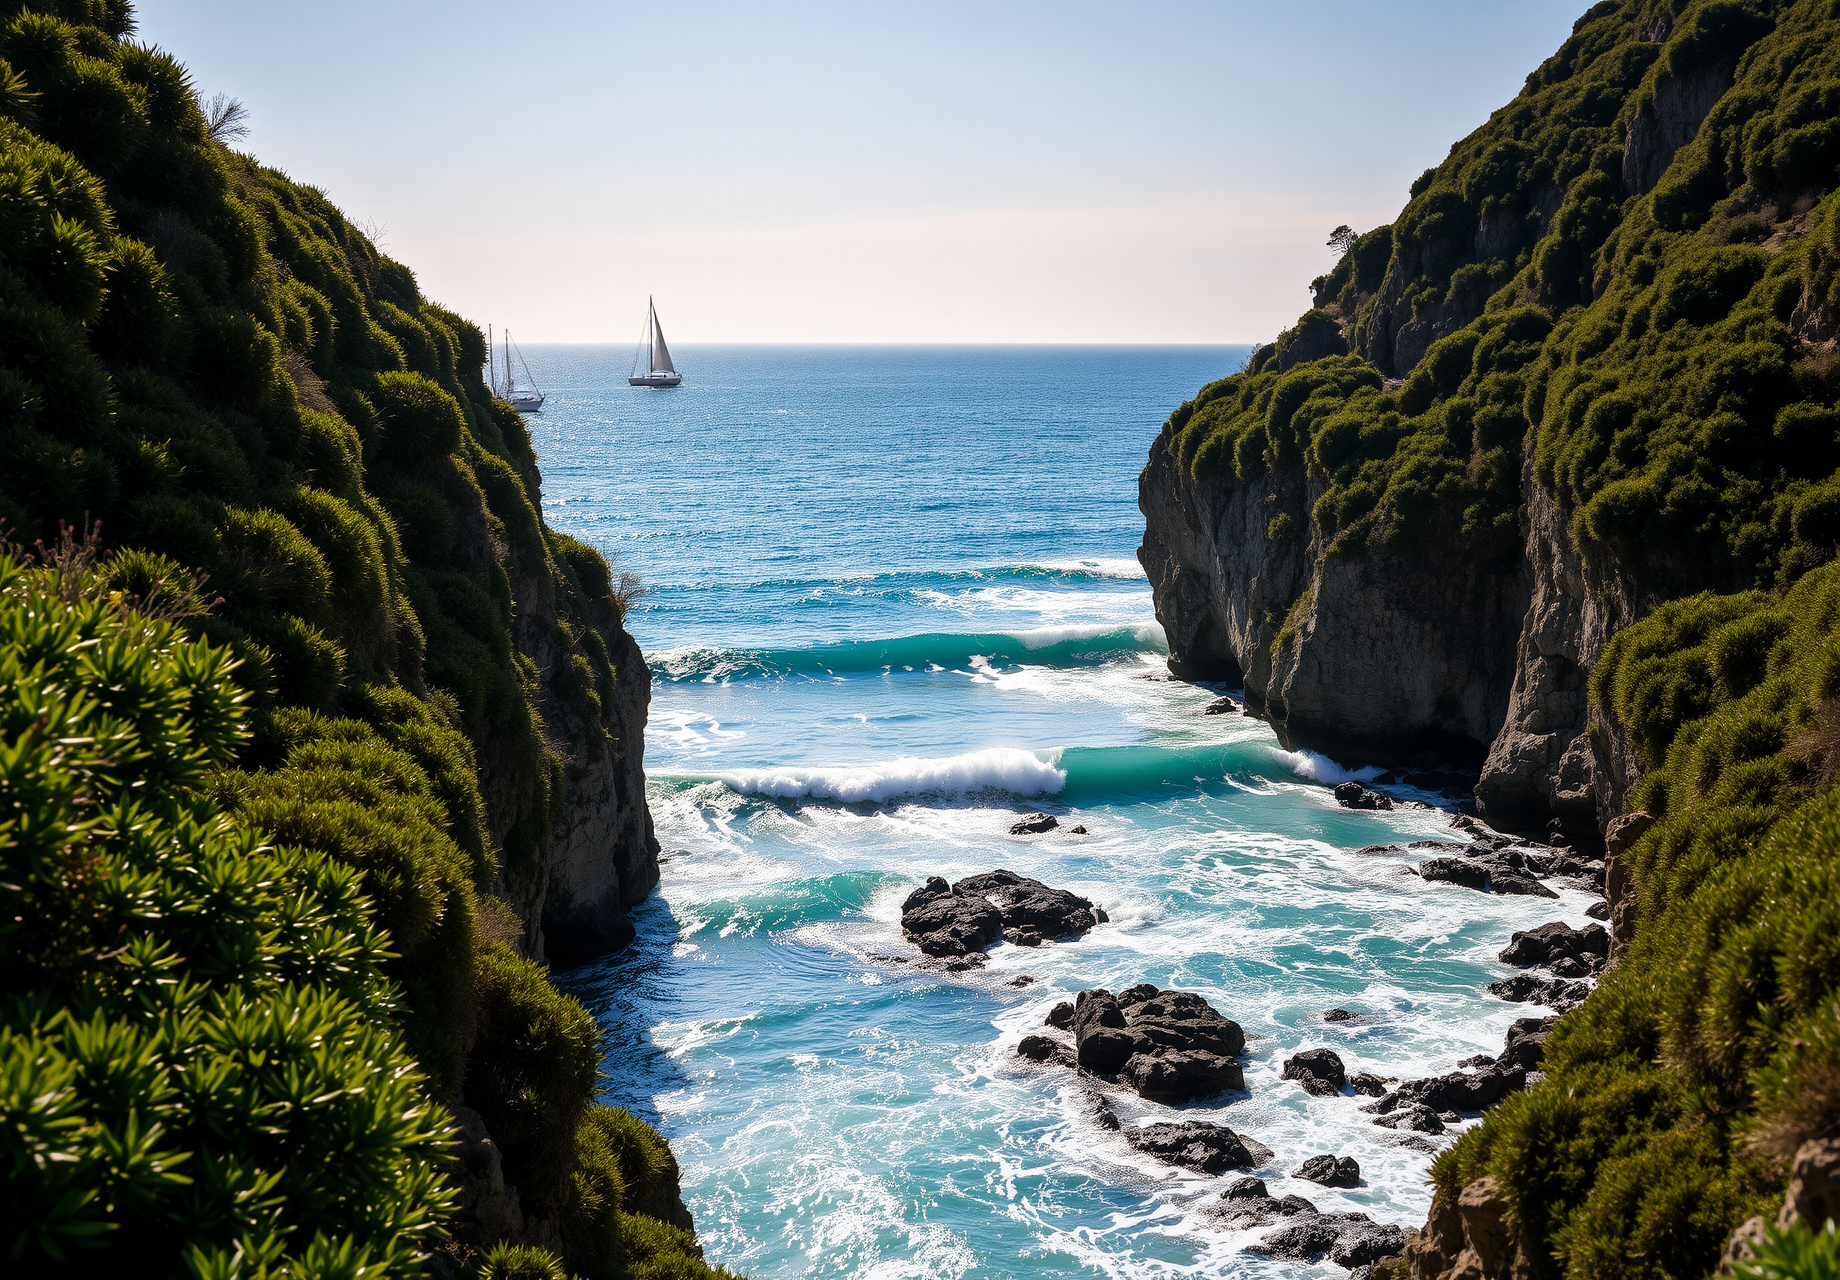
[0,549,452,1274]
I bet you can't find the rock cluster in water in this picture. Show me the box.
[1363,1017,1554,1135]
[1046,984,1248,1102]
[901,870,1106,957]
[1218,1178,1406,1267]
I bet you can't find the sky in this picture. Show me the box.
[134,1,1584,344]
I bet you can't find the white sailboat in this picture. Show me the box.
[488,326,546,412]
[628,297,683,388]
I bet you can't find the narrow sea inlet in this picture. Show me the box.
[529,347,1599,1279]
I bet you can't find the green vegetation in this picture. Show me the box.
[1163,0,1840,589]
[0,2,726,1276]
[1434,558,1840,1274]
[1153,0,1840,1273]
[1738,1222,1840,1279]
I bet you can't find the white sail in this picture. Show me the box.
[650,300,675,374]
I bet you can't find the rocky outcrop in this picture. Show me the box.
[1621,56,1736,197]
[1295,1154,1361,1188]
[1140,434,1681,839]
[1404,1177,1523,1280]
[1067,985,1248,1102]
[1499,921,1608,975]
[902,870,1106,957]
[1127,1122,1271,1174]
[1283,1049,1348,1097]
[1473,473,1648,840]
[1138,445,1523,766]
[1603,810,1655,967]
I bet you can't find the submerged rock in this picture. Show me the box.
[1282,1048,1347,1096]
[901,870,1102,958]
[1294,1154,1360,1187]
[1334,782,1394,810]
[1126,1121,1271,1174]
[1323,1008,1358,1022]
[1069,985,1248,1102]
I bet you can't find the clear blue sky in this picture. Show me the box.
[134,1,1583,343]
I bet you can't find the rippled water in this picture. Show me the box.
[524,346,1596,1279]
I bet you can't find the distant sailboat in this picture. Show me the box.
[628,297,683,388]
[489,325,545,412]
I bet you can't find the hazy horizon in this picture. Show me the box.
[138,0,1583,344]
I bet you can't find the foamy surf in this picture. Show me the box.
[714,747,1068,803]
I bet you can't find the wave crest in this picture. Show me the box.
[714,747,1067,803]
[653,623,1166,681]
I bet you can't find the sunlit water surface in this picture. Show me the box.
[523,346,1593,1279]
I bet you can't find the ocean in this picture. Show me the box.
[523,345,1596,1279]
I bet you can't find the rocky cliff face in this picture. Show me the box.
[1140,428,1651,837]
[1140,436,1524,774]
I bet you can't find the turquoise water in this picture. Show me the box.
[527,346,1597,1278]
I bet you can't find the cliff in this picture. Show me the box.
[0,2,709,1276]
[1143,0,1836,840]
[1143,0,1840,1273]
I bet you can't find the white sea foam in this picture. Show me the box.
[1024,556,1149,580]
[1270,746,1386,786]
[716,747,1067,803]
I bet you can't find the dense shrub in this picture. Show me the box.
[0,549,452,1274]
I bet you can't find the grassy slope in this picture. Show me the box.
[1155,0,1840,1274]
[0,1,728,1275]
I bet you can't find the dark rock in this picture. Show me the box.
[1124,1049,1246,1102]
[1217,1188,1319,1229]
[1009,813,1059,834]
[1349,1072,1391,1097]
[1282,1048,1347,1096]
[1356,844,1404,856]
[903,869,1103,958]
[1499,1017,1554,1071]
[1067,986,1248,1102]
[1045,1001,1074,1029]
[1549,954,1591,978]
[1295,1154,1360,1187]
[1458,1054,1496,1069]
[1498,921,1609,968]
[1487,972,1591,1009]
[1334,782,1394,811]
[900,877,1001,957]
[1250,1212,1407,1266]
[1016,1035,1056,1062]
[1093,906,1109,922]
[1586,899,1610,920]
[1006,975,1035,988]
[1417,857,1492,890]
[1069,825,1088,835]
[1323,1008,1358,1022]
[1487,870,1560,898]
[1395,1064,1528,1113]
[1373,1103,1445,1133]
[1078,1027,1139,1074]
[1222,1176,1269,1201]
[1203,696,1241,715]
[1126,1121,1271,1174]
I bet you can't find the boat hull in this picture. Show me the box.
[628,374,683,387]
[508,394,545,413]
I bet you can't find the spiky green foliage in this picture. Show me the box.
[0,2,716,1276]
[0,549,454,1275]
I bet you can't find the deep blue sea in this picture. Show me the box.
[523,346,1596,1279]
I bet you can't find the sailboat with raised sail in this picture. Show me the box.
[629,297,683,387]
[488,325,546,412]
